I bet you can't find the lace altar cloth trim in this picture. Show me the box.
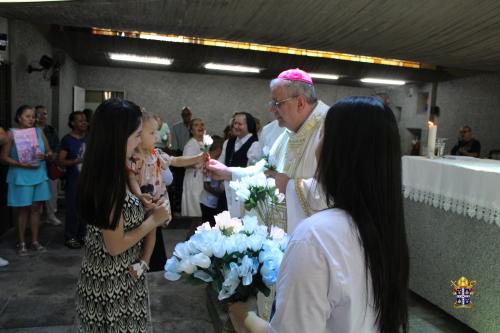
[403,186,500,227]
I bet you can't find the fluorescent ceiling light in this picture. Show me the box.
[108,53,172,66]
[139,33,184,43]
[309,73,339,80]
[204,63,260,73]
[360,78,405,85]
[94,28,433,70]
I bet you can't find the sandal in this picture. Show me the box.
[64,238,82,249]
[17,242,28,256]
[31,242,46,252]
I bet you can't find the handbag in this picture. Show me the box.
[47,160,65,180]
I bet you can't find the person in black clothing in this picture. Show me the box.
[218,112,260,212]
[451,125,481,157]
[220,112,260,167]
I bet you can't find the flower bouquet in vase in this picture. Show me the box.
[229,173,285,228]
[164,211,288,300]
[164,211,288,332]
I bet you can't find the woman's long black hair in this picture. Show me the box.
[76,99,142,230]
[316,96,409,333]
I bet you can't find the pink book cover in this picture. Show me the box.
[13,128,41,164]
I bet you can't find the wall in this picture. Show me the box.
[436,73,500,157]
[382,74,500,157]
[8,19,500,156]
[9,20,53,122]
[380,84,432,155]
[57,52,78,135]
[77,65,371,136]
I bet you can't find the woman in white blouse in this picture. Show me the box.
[181,118,205,217]
[230,96,410,333]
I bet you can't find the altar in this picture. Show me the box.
[402,156,500,332]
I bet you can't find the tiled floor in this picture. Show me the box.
[0,214,477,332]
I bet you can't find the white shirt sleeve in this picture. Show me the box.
[247,141,262,165]
[228,159,266,180]
[219,139,228,163]
[269,239,334,333]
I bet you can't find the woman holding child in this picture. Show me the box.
[75,99,171,332]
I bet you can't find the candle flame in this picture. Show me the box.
[428,121,434,127]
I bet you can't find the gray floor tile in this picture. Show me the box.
[0,216,478,332]
[0,326,75,333]
[0,296,75,328]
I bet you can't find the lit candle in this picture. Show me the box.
[427,121,437,158]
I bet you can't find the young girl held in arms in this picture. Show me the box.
[127,111,208,277]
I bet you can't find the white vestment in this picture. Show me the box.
[229,101,330,321]
[259,120,286,156]
[230,100,330,232]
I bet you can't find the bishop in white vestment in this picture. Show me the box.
[207,68,330,321]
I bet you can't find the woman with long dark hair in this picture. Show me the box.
[229,96,409,333]
[75,99,170,332]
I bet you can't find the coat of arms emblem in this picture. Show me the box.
[451,276,476,308]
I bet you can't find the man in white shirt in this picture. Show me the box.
[218,112,260,216]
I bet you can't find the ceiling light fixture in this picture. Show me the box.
[204,63,260,73]
[360,78,406,85]
[309,73,339,80]
[139,34,184,43]
[93,29,433,70]
[108,53,172,66]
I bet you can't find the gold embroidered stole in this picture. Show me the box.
[269,105,325,232]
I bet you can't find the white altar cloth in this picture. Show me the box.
[402,156,500,226]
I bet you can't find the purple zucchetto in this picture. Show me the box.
[277,68,313,85]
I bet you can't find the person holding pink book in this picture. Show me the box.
[0,105,53,256]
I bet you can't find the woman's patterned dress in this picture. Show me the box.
[76,192,149,332]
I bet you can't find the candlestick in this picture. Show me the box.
[427,121,437,158]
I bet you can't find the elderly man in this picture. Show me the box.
[207,68,329,232]
[451,125,481,157]
[171,106,192,154]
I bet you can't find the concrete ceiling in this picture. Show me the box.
[1,0,500,82]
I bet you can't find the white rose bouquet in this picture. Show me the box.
[262,146,277,171]
[229,173,284,227]
[164,211,288,302]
